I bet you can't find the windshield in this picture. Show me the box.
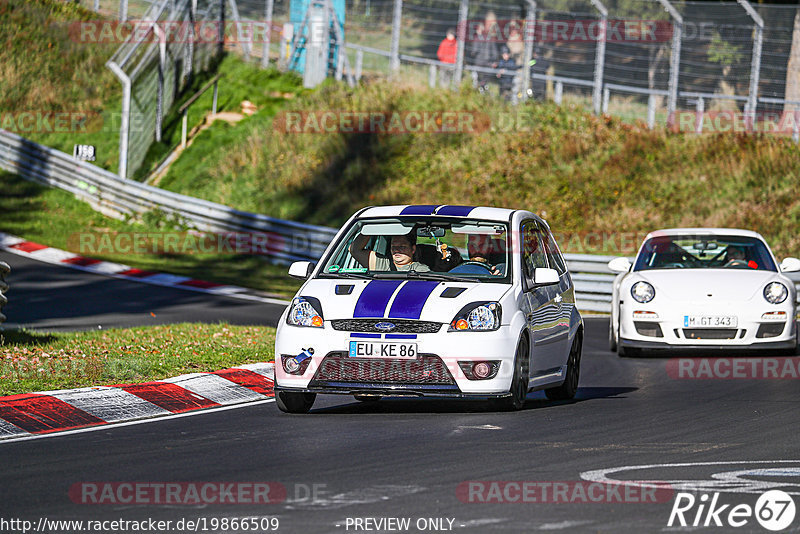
[320,217,511,282]
[633,235,777,272]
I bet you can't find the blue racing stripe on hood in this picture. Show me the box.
[387,281,439,319]
[353,280,403,318]
[400,205,441,215]
[436,205,475,216]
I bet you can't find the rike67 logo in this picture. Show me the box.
[668,490,796,531]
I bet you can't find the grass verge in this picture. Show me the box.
[0,323,275,396]
[0,171,303,298]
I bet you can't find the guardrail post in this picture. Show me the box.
[212,80,219,114]
[453,0,469,87]
[647,94,656,129]
[429,64,437,88]
[602,87,610,114]
[554,80,563,105]
[656,0,682,126]
[389,0,403,74]
[521,0,537,101]
[590,0,607,115]
[261,0,275,68]
[0,261,8,326]
[107,61,131,179]
[119,0,128,22]
[355,49,363,81]
[181,111,188,148]
[694,96,704,134]
[94,0,100,12]
[738,0,763,130]
[335,49,344,81]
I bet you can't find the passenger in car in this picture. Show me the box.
[349,232,431,272]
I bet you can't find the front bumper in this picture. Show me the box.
[274,323,519,395]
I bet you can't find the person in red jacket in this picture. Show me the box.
[436,28,457,87]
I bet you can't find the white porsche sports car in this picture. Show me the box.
[609,228,800,356]
[273,205,583,413]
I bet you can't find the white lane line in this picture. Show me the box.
[0,398,276,444]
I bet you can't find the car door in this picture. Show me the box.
[542,227,572,363]
[520,220,562,375]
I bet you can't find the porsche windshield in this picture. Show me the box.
[320,218,511,282]
[633,235,777,272]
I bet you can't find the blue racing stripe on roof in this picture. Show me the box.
[400,205,440,215]
[353,280,403,318]
[387,281,439,319]
[436,205,475,217]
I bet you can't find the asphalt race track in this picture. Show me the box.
[2,253,800,532]
[0,251,286,331]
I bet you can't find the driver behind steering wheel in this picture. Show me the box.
[465,235,504,275]
[724,245,748,268]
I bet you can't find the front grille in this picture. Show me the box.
[683,328,738,340]
[756,323,785,338]
[310,353,456,385]
[330,319,443,334]
[634,321,663,338]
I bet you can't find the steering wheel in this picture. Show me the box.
[724,259,748,268]
[449,261,494,274]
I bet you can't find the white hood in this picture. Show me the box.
[630,269,784,303]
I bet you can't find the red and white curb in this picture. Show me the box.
[0,362,274,441]
[0,232,289,306]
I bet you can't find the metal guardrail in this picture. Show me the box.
[2,129,799,313]
[0,261,8,325]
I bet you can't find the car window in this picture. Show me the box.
[633,235,778,272]
[543,231,567,275]
[521,220,548,281]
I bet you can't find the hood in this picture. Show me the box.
[628,269,785,303]
[300,279,511,322]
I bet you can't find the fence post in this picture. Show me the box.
[355,49,363,81]
[181,111,188,148]
[119,0,128,22]
[107,62,131,179]
[602,87,610,114]
[738,0,763,130]
[656,0,682,126]
[389,0,403,74]
[93,0,100,12]
[694,96,704,134]
[429,64,437,88]
[453,0,469,88]
[590,0,607,115]
[521,0,536,101]
[154,24,167,142]
[647,94,656,129]
[212,80,219,114]
[262,0,275,67]
[555,80,563,105]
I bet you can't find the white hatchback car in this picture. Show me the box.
[609,228,800,356]
[273,205,584,413]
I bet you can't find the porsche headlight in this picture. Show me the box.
[286,297,324,327]
[764,282,788,304]
[449,302,502,331]
[631,281,655,303]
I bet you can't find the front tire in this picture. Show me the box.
[545,333,582,401]
[491,336,529,411]
[275,390,316,414]
[608,317,618,352]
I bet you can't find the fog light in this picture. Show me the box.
[473,362,492,379]
[284,358,300,373]
[633,311,659,319]
[761,311,787,320]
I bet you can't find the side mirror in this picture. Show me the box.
[288,261,315,279]
[608,257,632,273]
[533,267,559,286]
[780,257,800,273]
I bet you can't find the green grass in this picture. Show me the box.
[156,79,800,259]
[0,323,275,396]
[0,171,303,298]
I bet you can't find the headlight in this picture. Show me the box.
[449,302,502,331]
[764,282,788,304]
[631,281,655,303]
[286,297,324,327]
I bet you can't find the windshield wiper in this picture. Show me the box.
[373,271,478,283]
[319,272,372,279]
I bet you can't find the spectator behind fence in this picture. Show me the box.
[468,22,499,93]
[436,28,457,87]
[506,27,524,64]
[530,46,550,99]
[495,45,519,99]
